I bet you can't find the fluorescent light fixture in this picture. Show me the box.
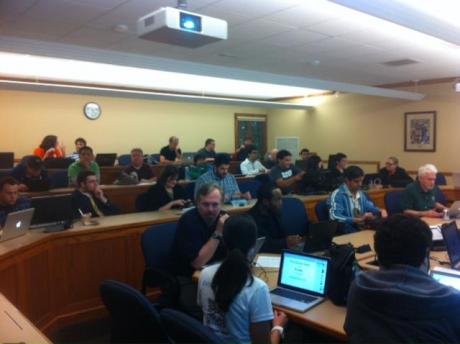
[0,52,324,100]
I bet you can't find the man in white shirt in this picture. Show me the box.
[240,146,268,176]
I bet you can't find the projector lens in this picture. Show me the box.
[180,12,202,32]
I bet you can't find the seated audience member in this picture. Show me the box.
[145,166,188,211]
[197,138,216,162]
[194,153,251,202]
[269,149,305,194]
[11,156,51,191]
[186,153,209,180]
[328,152,347,188]
[67,146,100,186]
[249,183,302,253]
[160,136,182,164]
[34,135,65,159]
[299,148,311,160]
[345,215,460,343]
[71,171,119,218]
[327,166,387,233]
[171,183,228,316]
[124,148,155,182]
[400,164,446,218]
[240,145,268,176]
[302,155,328,194]
[377,156,413,187]
[0,177,30,227]
[235,137,253,161]
[69,137,87,160]
[264,148,279,169]
[198,214,288,343]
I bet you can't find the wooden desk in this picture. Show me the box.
[0,292,51,343]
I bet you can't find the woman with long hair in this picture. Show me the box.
[145,165,188,210]
[198,214,288,343]
[33,135,65,159]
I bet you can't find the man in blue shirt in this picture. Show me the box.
[328,166,387,233]
[0,176,30,227]
[194,153,251,202]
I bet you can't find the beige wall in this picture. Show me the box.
[0,89,265,157]
[269,82,460,173]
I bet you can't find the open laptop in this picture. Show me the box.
[0,208,34,242]
[29,194,74,231]
[447,201,460,219]
[43,157,74,169]
[441,221,460,270]
[248,237,266,264]
[303,221,338,254]
[431,267,460,291]
[95,153,117,167]
[270,250,330,312]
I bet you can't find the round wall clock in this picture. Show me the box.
[83,102,101,120]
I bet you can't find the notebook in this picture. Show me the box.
[431,267,460,291]
[440,221,460,270]
[0,208,34,242]
[270,250,330,313]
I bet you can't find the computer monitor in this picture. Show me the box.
[95,153,117,167]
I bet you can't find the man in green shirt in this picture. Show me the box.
[400,164,446,218]
[67,146,100,186]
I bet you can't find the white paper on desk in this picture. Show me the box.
[256,255,281,268]
[430,226,443,241]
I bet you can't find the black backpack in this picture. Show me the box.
[327,243,358,305]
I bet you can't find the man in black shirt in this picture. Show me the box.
[160,136,182,164]
[0,177,30,227]
[235,137,253,161]
[11,156,51,192]
[196,138,216,162]
[377,156,413,187]
[124,148,155,182]
[329,152,348,189]
[269,149,305,194]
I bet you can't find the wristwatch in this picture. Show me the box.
[211,231,223,241]
[271,325,284,339]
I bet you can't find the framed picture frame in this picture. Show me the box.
[404,111,436,152]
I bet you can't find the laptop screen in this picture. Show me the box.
[30,194,74,225]
[431,269,460,291]
[278,251,329,297]
[441,221,460,268]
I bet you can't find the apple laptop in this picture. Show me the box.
[448,201,460,219]
[270,250,330,313]
[0,208,34,242]
[431,267,460,291]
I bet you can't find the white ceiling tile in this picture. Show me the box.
[196,6,251,26]
[0,0,37,20]
[67,0,128,10]
[261,29,328,48]
[58,27,130,48]
[263,4,337,28]
[203,0,300,18]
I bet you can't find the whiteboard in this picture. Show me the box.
[275,137,300,158]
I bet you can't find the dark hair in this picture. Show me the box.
[194,153,205,164]
[335,152,347,164]
[75,137,87,146]
[344,165,364,180]
[79,146,94,155]
[256,182,277,203]
[247,145,258,153]
[214,153,231,167]
[212,215,257,312]
[76,170,96,186]
[0,176,19,190]
[131,148,143,155]
[39,135,58,151]
[205,138,215,146]
[306,155,322,171]
[158,165,179,186]
[169,136,178,143]
[276,149,291,161]
[26,156,44,171]
[300,148,310,155]
[375,214,432,268]
[195,182,223,203]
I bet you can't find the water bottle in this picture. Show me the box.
[443,208,449,221]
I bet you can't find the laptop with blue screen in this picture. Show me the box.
[270,250,330,312]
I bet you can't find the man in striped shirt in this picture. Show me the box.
[327,166,387,233]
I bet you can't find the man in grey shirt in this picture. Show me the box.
[269,149,305,194]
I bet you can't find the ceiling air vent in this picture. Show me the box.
[381,58,419,67]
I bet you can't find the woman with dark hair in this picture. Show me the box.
[33,135,65,159]
[198,215,288,343]
[145,165,188,211]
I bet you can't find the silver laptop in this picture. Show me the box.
[431,267,460,291]
[0,208,34,242]
[249,236,266,264]
[270,250,330,313]
[448,201,460,218]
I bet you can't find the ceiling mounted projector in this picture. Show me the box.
[137,7,227,48]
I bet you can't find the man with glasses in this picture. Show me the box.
[377,156,413,187]
[171,183,228,318]
[328,166,387,233]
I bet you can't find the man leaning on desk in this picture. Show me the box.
[400,164,447,218]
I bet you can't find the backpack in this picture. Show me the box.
[327,243,358,305]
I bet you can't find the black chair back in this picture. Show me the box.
[0,152,14,168]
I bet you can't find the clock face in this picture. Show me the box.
[84,102,101,120]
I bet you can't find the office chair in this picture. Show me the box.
[160,308,222,344]
[281,197,309,236]
[135,192,150,212]
[141,223,180,307]
[436,173,447,186]
[384,190,405,216]
[0,152,14,168]
[100,280,170,343]
[315,199,330,222]
[117,154,132,166]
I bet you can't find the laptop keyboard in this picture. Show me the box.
[271,288,317,303]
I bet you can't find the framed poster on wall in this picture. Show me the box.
[404,111,436,152]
